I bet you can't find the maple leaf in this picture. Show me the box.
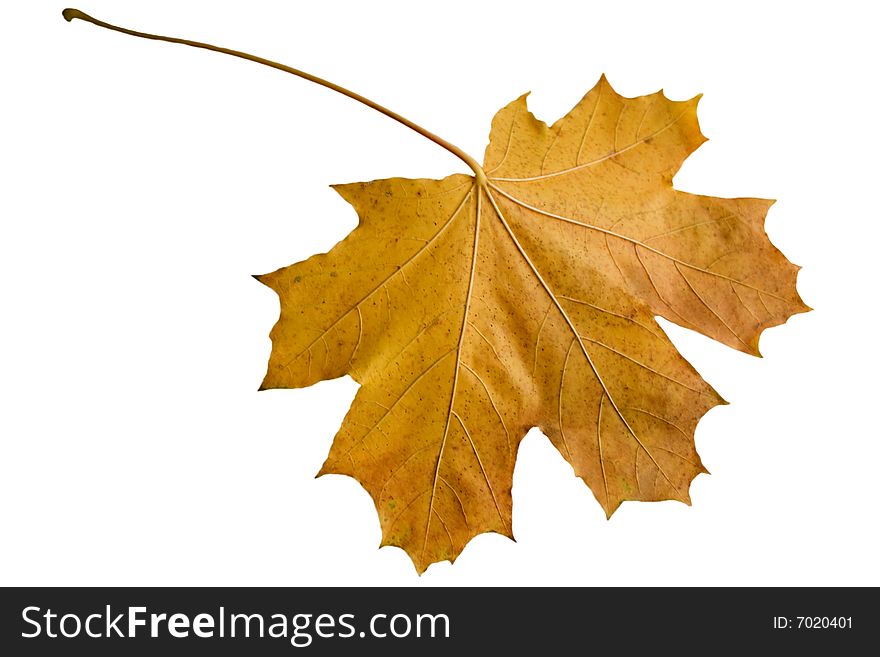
[66,10,809,574]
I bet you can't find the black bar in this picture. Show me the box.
[0,587,871,655]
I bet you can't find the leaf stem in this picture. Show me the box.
[62,8,486,183]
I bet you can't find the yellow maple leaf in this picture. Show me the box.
[66,9,809,574]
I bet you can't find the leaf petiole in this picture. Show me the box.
[62,8,487,183]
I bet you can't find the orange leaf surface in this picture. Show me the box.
[256,77,808,573]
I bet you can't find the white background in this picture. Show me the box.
[2,1,877,586]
